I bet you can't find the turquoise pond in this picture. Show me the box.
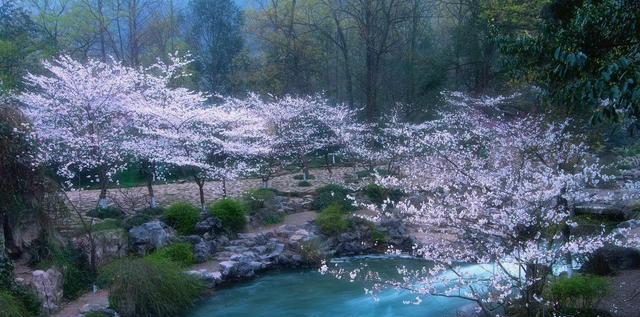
[186,257,475,317]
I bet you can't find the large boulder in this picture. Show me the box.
[74,229,127,266]
[31,268,63,314]
[128,220,174,254]
[194,216,222,235]
[582,245,640,275]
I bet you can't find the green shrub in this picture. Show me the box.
[313,184,354,211]
[263,213,285,225]
[99,257,204,317]
[87,207,124,219]
[209,199,246,233]
[0,291,29,317]
[123,214,153,229]
[148,243,193,267]
[242,188,277,211]
[363,183,404,205]
[316,204,350,235]
[547,275,610,311]
[293,174,316,180]
[163,202,200,235]
[297,180,312,187]
[92,218,123,232]
[32,243,94,301]
[140,207,165,216]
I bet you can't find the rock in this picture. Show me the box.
[195,216,222,235]
[128,221,173,254]
[193,240,212,263]
[31,268,63,313]
[74,229,127,266]
[80,303,108,313]
[219,260,238,277]
[582,246,640,275]
[77,305,119,317]
[187,270,222,285]
[618,219,640,230]
[574,203,627,220]
[4,209,43,258]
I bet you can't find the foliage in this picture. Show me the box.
[87,207,125,219]
[148,243,194,268]
[0,290,29,317]
[99,257,204,317]
[547,275,610,312]
[242,188,277,211]
[316,204,350,236]
[500,0,640,121]
[297,180,312,187]
[163,202,201,235]
[363,183,403,205]
[209,199,246,233]
[293,174,316,180]
[263,213,285,225]
[39,244,95,301]
[92,219,124,232]
[122,214,153,229]
[312,184,354,211]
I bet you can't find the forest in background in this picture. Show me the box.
[2,0,637,124]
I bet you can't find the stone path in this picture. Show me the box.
[66,167,356,212]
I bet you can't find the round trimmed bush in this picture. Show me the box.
[316,203,350,235]
[313,184,354,211]
[87,207,124,219]
[297,180,312,187]
[163,202,200,235]
[363,183,404,205]
[98,257,204,317]
[242,188,277,211]
[148,243,193,267]
[209,199,246,233]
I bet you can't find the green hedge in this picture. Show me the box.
[209,199,246,233]
[547,275,610,312]
[163,202,200,235]
[363,183,404,205]
[99,257,204,317]
[313,184,354,211]
[316,203,351,235]
[148,243,193,267]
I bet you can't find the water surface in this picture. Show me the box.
[187,257,473,317]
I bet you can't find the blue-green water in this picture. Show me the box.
[187,257,473,317]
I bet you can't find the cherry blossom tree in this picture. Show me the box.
[19,55,139,209]
[324,92,638,316]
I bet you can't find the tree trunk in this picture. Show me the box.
[146,161,157,209]
[262,177,269,189]
[98,169,108,209]
[301,155,310,180]
[324,153,333,177]
[194,176,205,211]
[222,178,227,198]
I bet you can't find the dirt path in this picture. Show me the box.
[52,290,109,317]
[598,270,640,317]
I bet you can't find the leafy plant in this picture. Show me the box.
[87,206,125,219]
[316,203,350,235]
[163,202,200,235]
[242,188,277,211]
[0,291,29,317]
[363,183,404,205]
[293,174,316,180]
[547,275,610,312]
[92,218,123,232]
[148,243,194,267]
[297,180,312,187]
[123,214,153,229]
[209,199,246,233]
[313,184,354,211]
[99,257,204,317]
